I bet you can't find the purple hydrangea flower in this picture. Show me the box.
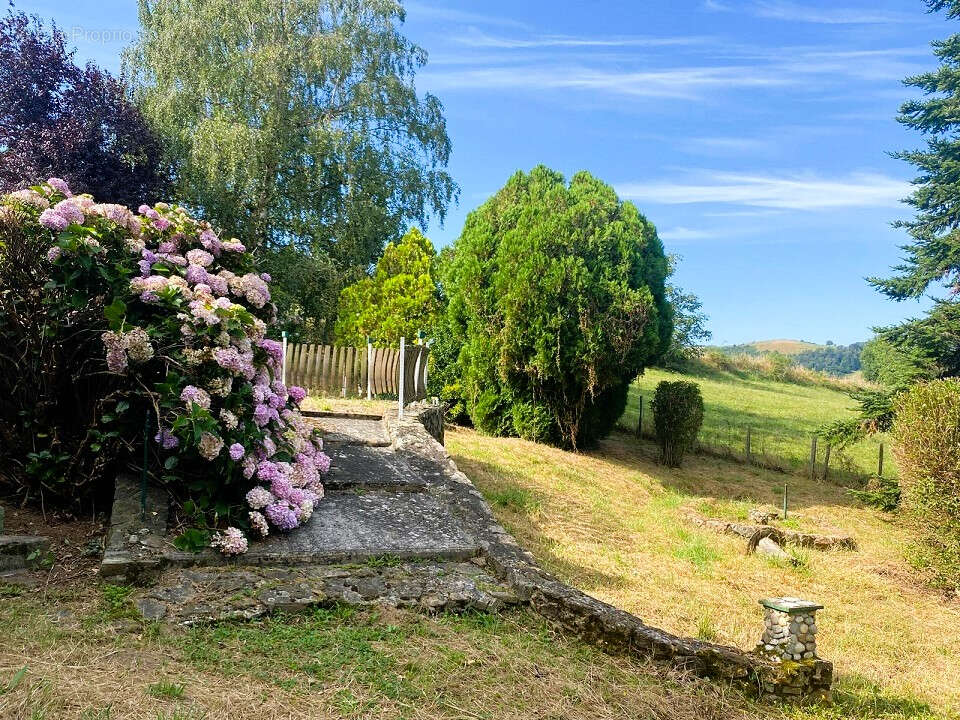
[258,339,283,368]
[46,177,71,196]
[53,200,83,225]
[46,246,62,262]
[185,264,208,284]
[253,403,275,427]
[154,427,179,450]
[265,503,299,531]
[288,386,307,404]
[314,452,331,474]
[229,442,245,461]
[39,209,69,231]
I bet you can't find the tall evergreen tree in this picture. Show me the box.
[123,0,457,339]
[870,0,960,376]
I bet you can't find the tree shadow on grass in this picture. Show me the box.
[589,431,864,513]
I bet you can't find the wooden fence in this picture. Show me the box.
[282,342,429,400]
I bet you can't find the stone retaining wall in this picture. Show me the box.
[386,405,833,704]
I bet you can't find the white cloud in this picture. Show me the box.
[752,1,918,24]
[617,170,910,210]
[658,227,721,241]
[424,65,788,99]
[453,30,710,49]
[403,2,530,29]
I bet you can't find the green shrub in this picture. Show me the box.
[442,166,672,449]
[651,381,704,467]
[892,379,960,591]
[767,352,794,382]
[849,476,902,512]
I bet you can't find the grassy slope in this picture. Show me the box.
[448,427,959,720]
[621,367,893,478]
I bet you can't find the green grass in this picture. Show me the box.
[621,367,894,480]
[147,681,185,700]
[0,590,786,720]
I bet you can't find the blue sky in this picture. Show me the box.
[16,0,953,344]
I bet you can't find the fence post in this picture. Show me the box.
[822,443,831,482]
[783,483,789,520]
[398,336,405,419]
[281,331,288,386]
[878,443,884,477]
[366,337,372,401]
[745,426,752,462]
[637,395,643,438]
[809,436,818,480]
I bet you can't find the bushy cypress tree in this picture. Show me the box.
[870,0,960,376]
[442,166,672,449]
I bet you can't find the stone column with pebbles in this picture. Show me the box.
[758,597,822,661]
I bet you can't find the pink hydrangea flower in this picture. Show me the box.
[180,385,211,410]
[211,527,248,556]
[246,486,274,509]
[46,177,71,195]
[39,209,69,231]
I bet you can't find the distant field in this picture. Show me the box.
[749,339,821,355]
[620,367,893,480]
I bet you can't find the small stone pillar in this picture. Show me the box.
[758,597,822,660]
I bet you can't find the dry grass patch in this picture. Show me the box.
[1,579,776,720]
[301,396,393,415]
[447,426,960,719]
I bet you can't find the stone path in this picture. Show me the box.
[108,411,517,623]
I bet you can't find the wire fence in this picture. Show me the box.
[619,397,892,484]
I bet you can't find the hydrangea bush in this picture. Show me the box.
[0,179,329,552]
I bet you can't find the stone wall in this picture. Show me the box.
[386,407,834,704]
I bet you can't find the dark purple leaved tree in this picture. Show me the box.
[0,12,167,206]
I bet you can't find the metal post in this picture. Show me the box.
[637,395,643,438]
[878,443,884,477]
[809,436,818,480]
[281,331,288,386]
[366,337,372,401]
[141,411,150,521]
[746,426,752,461]
[398,336,405,419]
[783,483,788,520]
[822,444,831,482]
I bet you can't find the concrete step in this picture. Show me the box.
[0,535,51,571]
[170,490,480,567]
[305,414,391,447]
[323,445,427,491]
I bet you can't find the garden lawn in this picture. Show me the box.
[621,367,893,479]
[448,426,959,720]
[3,581,779,720]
